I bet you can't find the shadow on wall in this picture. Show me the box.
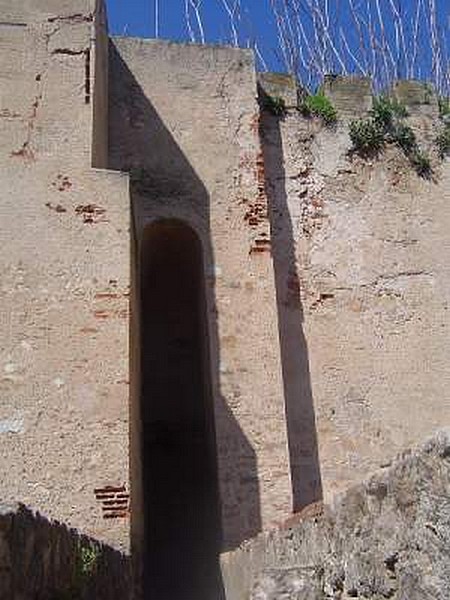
[0,503,131,600]
[108,40,261,600]
[259,94,323,512]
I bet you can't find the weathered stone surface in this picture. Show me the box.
[1,0,449,596]
[0,502,131,600]
[322,75,372,118]
[260,92,450,511]
[258,72,298,108]
[222,430,450,600]
[393,80,438,110]
[392,80,440,142]
[109,37,292,553]
[0,0,130,551]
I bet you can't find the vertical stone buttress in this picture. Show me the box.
[0,0,130,550]
[108,38,293,551]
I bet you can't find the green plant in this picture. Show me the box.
[438,97,450,120]
[349,119,384,154]
[435,127,450,158]
[392,123,416,153]
[349,94,432,177]
[262,94,286,117]
[409,149,432,177]
[51,542,100,600]
[371,95,408,130]
[77,544,99,578]
[300,92,338,125]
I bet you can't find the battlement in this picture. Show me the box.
[259,71,441,120]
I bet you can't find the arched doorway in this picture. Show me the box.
[139,220,223,600]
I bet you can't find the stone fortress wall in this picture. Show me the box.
[0,0,293,560]
[109,35,292,556]
[0,0,130,551]
[258,73,450,508]
[0,0,449,595]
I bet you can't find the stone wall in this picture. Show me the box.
[0,501,131,600]
[109,38,292,552]
[1,0,449,585]
[259,75,450,510]
[221,429,450,599]
[0,0,130,550]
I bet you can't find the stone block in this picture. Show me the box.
[392,79,439,118]
[322,74,373,119]
[258,72,298,108]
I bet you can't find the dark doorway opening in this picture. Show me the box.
[140,220,224,600]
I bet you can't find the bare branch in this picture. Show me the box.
[219,0,241,47]
[340,27,367,76]
[348,0,370,74]
[185,0,196,42]
[180,0,449,96]
[189,0,205,45]
[411,0,423,79]
[388,0,410,78]
[253,41,269,72]
[428,0,442,90]
[374,0,396,84]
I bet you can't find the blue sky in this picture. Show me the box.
[106,0,279,67]
[106,1,449,92]
[106,0,276,43]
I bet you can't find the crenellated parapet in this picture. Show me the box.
[258,72,444,123]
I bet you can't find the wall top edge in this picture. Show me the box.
[0,0,99,21]
[110,35,255,58]
[259,71,441,117]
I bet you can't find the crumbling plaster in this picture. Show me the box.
[109,36,293,551]
[0,0,130,550]
[1,0,449,569]
[259,74,450,505]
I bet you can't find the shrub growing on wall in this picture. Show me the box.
[435,98,450,158]
[300,92,338,126]
[349,95,432,177]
